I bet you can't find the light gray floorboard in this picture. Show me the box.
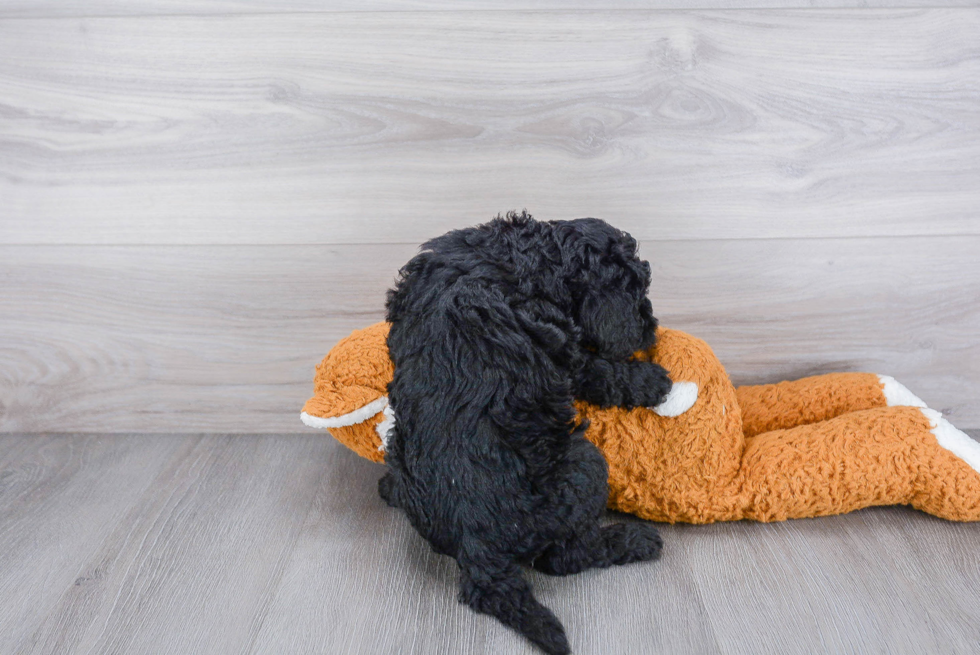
[249,443,721,655]
[0,434,187,653]
[13,433,329,655]
[2,433,978,654]
[1,10,978,244]
[678,510,980,654]
[2,237,978,433]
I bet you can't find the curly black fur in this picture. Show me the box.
[381,212,671,654]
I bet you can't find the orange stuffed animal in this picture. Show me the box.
[302,323,980,523]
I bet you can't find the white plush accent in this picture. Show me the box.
[921,408,980,475]
[376,402,396,452]
[300,395,388,429]
[877,375,927,408]
[652,381,699,418]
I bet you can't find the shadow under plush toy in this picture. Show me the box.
[303,322,980,524]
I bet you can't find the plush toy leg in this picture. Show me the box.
[737,406,980,522]
[736,372,903,438]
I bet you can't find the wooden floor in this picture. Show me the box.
[3,431,979,655]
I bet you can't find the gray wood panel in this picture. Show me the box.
[250,440,722,654]
[4,1,980,18]
[674,507,980,654]
[0,433,187,653]
[1,237,978,433]
[16,433,328,655]
[3,433,979,654]
[1,10,978,244]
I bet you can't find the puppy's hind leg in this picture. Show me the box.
[532,522,663,576]
[533,432,663,576]
[457,550,571,655]
[377,471,403,509]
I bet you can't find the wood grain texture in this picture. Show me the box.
[3,434,978,654]
[1,10,978,244]
[15,433,328,655]
[0,433,186,653]
[4,0,980,19]
[250,440,721,655]
[1,237,978,433]
[671,506,980,654]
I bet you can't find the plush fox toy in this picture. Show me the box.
[302,323,980,523]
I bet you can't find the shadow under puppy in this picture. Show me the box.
[380,212,671,654]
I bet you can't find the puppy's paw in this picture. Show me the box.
[629,361,673,407]
[378,472,400,508]
[602,522,663,566]
[651,381,699,417]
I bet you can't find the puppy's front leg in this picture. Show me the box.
[574,354,672,409]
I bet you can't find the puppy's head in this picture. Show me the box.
[554,218,657,360]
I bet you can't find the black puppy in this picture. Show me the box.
[380,212,672,654]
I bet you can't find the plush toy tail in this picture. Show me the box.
[458,562,571,655]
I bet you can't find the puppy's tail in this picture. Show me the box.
[459,562,571,655]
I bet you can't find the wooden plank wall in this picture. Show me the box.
[1,4,978,431]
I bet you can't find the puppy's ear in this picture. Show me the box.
[573,242,657,359]
[578,289,656,360]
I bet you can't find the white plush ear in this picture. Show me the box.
[651,381,699,417]
[301,396,388,429]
